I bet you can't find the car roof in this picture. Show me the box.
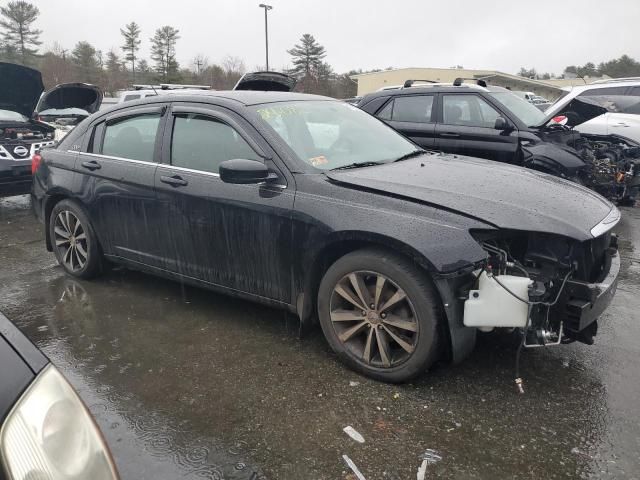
[121,90,333,106]
[566,81,640,93]
[363,84,508,100]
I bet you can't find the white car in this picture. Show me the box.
[545,80,640,143]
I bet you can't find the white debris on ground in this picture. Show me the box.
[349,381,360,387]
[416,449,443,480]
[342,454,366,480]
[343,425,365,443]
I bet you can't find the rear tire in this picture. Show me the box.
[317,248,442,383]
[49,199,102,279]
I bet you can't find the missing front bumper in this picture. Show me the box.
[562,249,620,335]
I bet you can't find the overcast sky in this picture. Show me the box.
[31,0,640,75]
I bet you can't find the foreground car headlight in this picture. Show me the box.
[0,365,119,480]
[591,207,621,238]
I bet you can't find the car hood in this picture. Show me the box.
[36,83,103,115]
[0,62,44,118]
[538,96,608,128]
[326,154,614,241]
[233,71,297,92]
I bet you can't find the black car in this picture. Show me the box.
[0,311,119,478]
[0,63,56,197]
[32,91,620,383]
[357,80,640,200]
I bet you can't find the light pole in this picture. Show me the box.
[259,4,272,71]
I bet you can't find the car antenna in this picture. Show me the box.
[150,85,158,95]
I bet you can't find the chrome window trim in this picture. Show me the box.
[591,207,621,238]
[159,164,220,177]
[77,151,158,167]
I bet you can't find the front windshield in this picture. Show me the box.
[0,109,28,122]
[489,91,546,127]
[252,100,418,170]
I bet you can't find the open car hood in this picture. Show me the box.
[36,83,103,115]
[0,62,44,118]
[233,72,296,92]
[538,96,608,128]
[326,154,613,241]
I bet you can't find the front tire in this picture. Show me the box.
[317,249,442,383]
[49,199,101,279]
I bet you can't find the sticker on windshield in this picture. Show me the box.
[309,155,328,167]
[256,105,300,120]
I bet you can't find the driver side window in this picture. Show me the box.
[171,114,260,174]
[442,95,501,128]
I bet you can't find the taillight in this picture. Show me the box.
[31,152,43,174]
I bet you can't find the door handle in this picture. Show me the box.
[440,132,460,138]
[613,122,629,127]
[81,160,101,170]
[160,175,188,187]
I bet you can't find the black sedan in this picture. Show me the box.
[32,91,620,383]
[0,311,119,478]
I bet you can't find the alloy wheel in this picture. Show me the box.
[329,271,419,368]
[54,210,88,272]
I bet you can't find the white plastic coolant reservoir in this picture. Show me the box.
[464,272,534,328]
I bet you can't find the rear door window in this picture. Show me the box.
[101,114,161,162]
[390,96,434,123]
[171,114,260,174]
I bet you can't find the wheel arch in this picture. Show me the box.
[297,231,439,325]
[43,190,74,251]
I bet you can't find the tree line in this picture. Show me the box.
[0,0,356,98]
[518,55,640,80]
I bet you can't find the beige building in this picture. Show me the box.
[351,67,567,100]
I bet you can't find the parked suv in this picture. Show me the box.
[0,63,56,197]
[358,79,640,201]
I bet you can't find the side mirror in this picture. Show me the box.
[219,159,274,184]
[494,117,509,131]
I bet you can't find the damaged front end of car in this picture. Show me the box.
[536,97,640,204]
[461,209,620,351]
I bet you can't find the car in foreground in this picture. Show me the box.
[32,91,620,383]
[0,62,56,197]
[0,311,119,479]
[358,79,640,203]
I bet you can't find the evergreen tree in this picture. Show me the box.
[0,0,41,65]
[150,26,180,82]
[71,41,100,84]
[120,21,141,80]
[287,34,326,82]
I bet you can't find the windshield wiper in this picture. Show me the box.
[330,161,384,171]
[394,149,425,162]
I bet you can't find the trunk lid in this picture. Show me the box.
[0,62,44,118]
[233,72,297,92]
[326,154,613,241]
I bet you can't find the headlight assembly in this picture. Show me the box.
[0,365,119,480]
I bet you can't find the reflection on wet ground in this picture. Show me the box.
[1,195,640,479]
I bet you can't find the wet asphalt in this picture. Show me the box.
[1,194,639,480]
